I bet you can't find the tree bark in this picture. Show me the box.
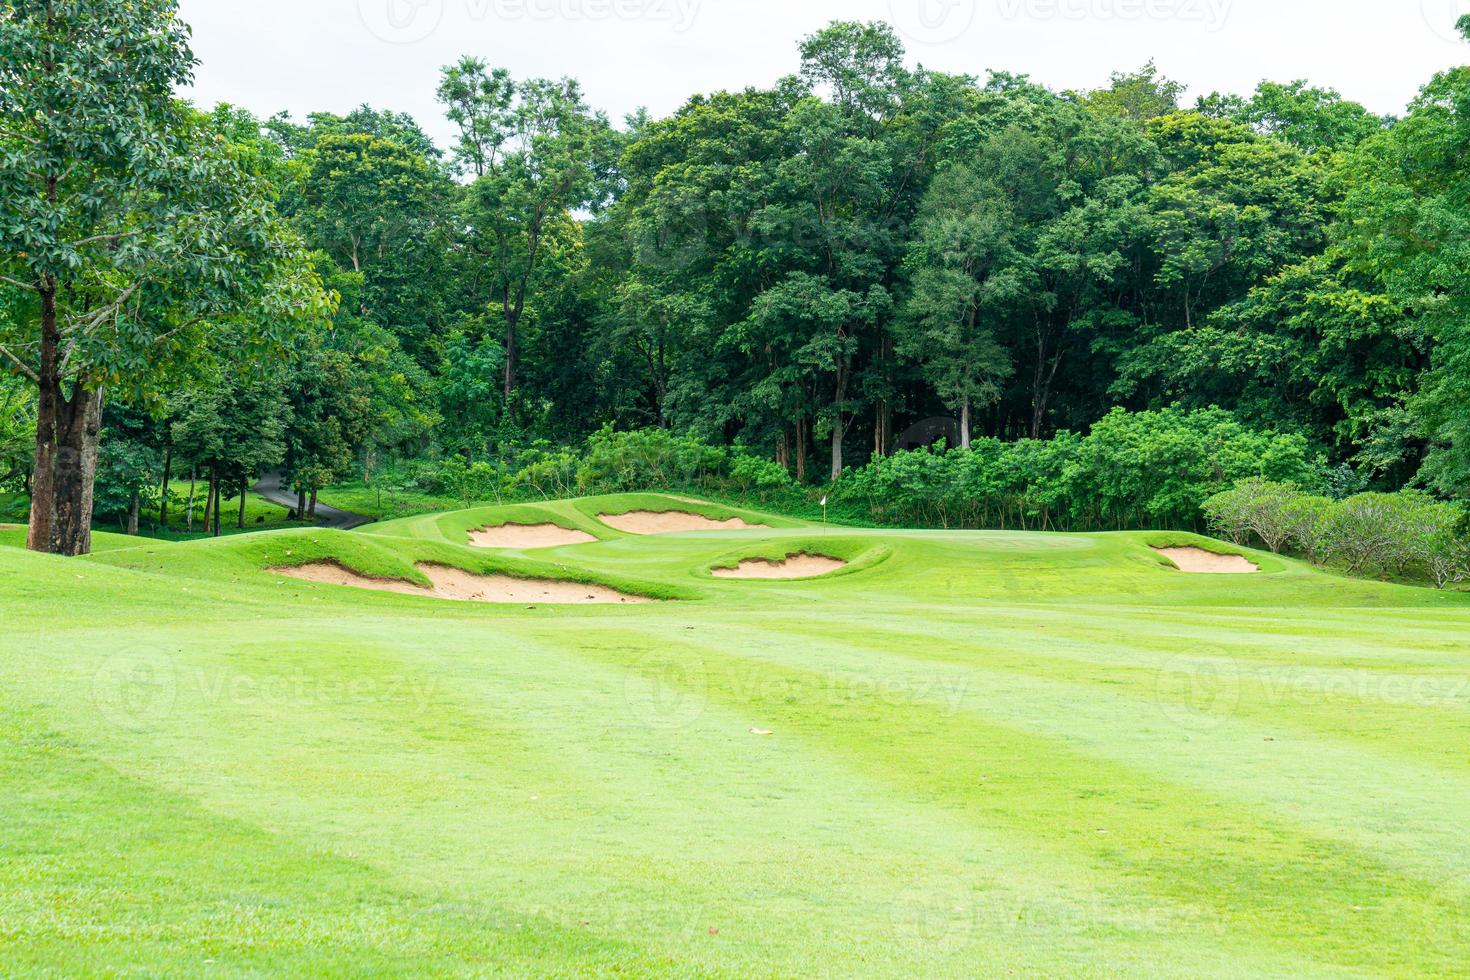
[159,444,172,530]
[186,468,196,533]
[875,400,892,459]
[201,466,214,532]
[44,384,104,557]
[296,487,307,521]
[830,420,845,482]
[309,489,318,518]
[26,282,58,553]
[210,467,221,537]
[126,491,139,536]
[795,419,807,486]
[960,398,972,451]
[238,478,247,529]
[503,313,519,401]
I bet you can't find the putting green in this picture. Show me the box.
[1,493,1468,975]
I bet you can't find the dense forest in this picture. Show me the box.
[4,3,1470,557]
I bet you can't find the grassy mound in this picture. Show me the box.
[3,493,1469,974]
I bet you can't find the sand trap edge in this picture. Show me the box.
[597,510,771,535]
[467,523,598,550]
[270,560,656,604]
[711,553,848,581]
[1152,546,1260,575]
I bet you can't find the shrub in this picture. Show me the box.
[1282,494,1333,564]
[729,449,796,496]
[1203,479,1301,553]
[576,427,728,494]
[834,408,1319,533]
[437,457,503,507]
[1203,485,1253,545]
[1318,493,1420,577]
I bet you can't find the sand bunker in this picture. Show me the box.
[468,523,597,549]
[1153,547,1259,574]
[598,511,770,535]
[272,562,652,604]
[712,554,847,580]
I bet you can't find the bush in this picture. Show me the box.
[833,408,1320,533]
[1255,487,1468,586]
[1203,479,1301,553]
[436,457,503,507]
[575,427,729,494]
[1282,494,1333,564]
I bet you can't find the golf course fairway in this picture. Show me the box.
[2,493,1468,976]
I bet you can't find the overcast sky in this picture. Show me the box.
[177,0,1470,147]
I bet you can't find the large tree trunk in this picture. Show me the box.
[126,491,140,536]
[26,284,58,553]
[39,383,104,557]
[308,489,318,519]
[960,398,972,451]
[238,478,247,529]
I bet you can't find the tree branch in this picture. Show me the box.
[0,344,39,385]
[0,275,39,293]
[68,230,142,249]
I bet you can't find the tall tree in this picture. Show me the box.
[1337,18,1470,497]
[0,0,330,554]
[899,165,1018,448]
[439,61,617,401]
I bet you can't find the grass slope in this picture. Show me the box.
[2,493,1468,976]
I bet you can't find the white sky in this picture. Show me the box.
[178,0,1470,147]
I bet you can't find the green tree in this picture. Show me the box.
[1337,24,1470,498]
[899,165,1017,447]
[1084,62,1185,122]
[440,61,616,401]
[0,0,330,555]
[1198,81,1387,154]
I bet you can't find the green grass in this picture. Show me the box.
[2,493,1469,975]
[315,480,473,521]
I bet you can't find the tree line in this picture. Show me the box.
[3,3,1470,555]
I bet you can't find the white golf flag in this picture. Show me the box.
[820,497,828,507]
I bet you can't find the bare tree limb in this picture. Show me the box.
[68,230,142,249]
[0,275,39,293]
[0,344,39,385]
